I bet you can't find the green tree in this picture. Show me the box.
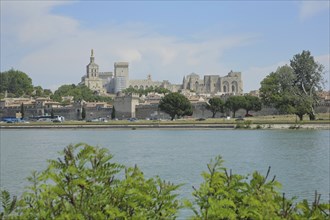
[0,69,34,97]
[33,86,43,97]
[43,89,53,96]
[290,50,324,120]
[111,106,116,119]
[225,96,245,118]
[52,84,112,103]
[205,97,225,118]
[122,86,171,97]
[260,51,325,121]
[20,103,25,119]
[50,108,54,118]
[159,92,193,120]
[81,107,86,120]
[154,87,171,95]
[1,144,181,219]
[242,95,262,116]
[260,65,296,112]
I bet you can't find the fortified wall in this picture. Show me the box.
[0,103,328,121]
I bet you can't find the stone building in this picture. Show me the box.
[80,50,243,96]
[80,49,107,94]
[113,62,129,93]
[182,71,243,95]
[113,93,140,119]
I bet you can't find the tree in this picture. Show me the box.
[0,144,181,219]
[50,108,54,118]
[20,103,25,119]
[242,95,262,116]
[52,84,112,103]
[0,69,34,97]
[81,107,86,120]
[260,51,325,121]
[260,65,296,113]
[159,92,193,120]
[225,96,245,118]
[205,97,225,118]
[111,106,116,119]
[33,86,43,97]
[290,50,325,120]
[122,87,171,97]
[155,87,171,95]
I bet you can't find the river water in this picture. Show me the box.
[1,129,329,218]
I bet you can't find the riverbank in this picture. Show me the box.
[1,122,329,130]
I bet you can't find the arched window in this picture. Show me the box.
[223,81,229,93]
[231,81,238,93]
[140,85,144,90]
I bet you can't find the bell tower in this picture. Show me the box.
[86,49,99,78]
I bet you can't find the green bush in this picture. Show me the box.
[1,145,329,219]
[0,143,181,219]
[185,156,330,219]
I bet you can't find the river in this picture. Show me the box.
[1,129,329,218]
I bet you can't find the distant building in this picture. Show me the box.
[80,49,243,96]
[80,49,106,94]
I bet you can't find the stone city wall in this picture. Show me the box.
[1,103,328,121]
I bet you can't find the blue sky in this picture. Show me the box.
[1,1,329,92]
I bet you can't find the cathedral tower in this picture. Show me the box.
[86,49,99,78]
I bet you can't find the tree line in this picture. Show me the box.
[158,92,262,120]
[1,144,329,219]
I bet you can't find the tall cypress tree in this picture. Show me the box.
[81,107,86,120]
[20,103,24,119]
[111,106,116,120]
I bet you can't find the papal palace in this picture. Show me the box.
[80,49,244,96]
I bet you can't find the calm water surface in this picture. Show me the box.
[1,129,329,218]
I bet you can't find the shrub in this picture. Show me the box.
[185,156,330,219]
[0,143,181,219]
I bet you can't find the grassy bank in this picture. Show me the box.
[1,113,329,128]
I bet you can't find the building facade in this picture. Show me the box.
[80,50,243,95]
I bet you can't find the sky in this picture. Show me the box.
[1,1,329,92]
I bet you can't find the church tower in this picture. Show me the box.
[80,49,105,94]
[86,49,99,78]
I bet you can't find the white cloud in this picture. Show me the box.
[1,1,258,90]
[299,1,329,20]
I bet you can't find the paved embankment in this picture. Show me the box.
[1,123,329,129]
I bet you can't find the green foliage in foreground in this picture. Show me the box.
[1,144,181,219]
[186,156,329,219]
[1,145,329,219]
